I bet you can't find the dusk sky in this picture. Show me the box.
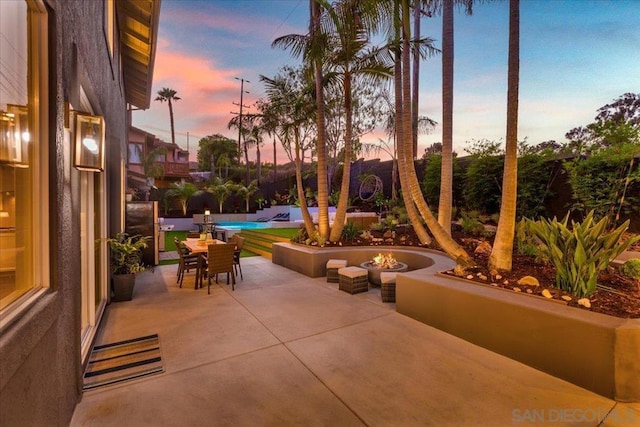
[132,0,640,163]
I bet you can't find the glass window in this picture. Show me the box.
[0,0,49,316]
[128,143,142,164]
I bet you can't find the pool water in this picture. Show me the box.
[214,221,270,230]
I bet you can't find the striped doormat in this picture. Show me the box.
[83,333,164,391]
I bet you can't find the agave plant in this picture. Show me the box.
[525,210,640,298]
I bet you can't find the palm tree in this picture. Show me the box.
[489,0,520,272]
[236,180,259,212]
[259,68,317,236]
[207,178,234,214]
[155,88,180,146]
[272,0,332,241]
[439,0,454,234]
[317,0,393,242]
[398,0,473,267]
[166,181,196,216]
[142,145,167,184]
[394,0,433,247]
[438,0,473,235]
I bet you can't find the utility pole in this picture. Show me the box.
[232,77,251,155]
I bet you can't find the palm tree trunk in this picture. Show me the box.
[438,0,454,234]
[329,71,353,242]
[395,0,432,246]
[168,99,176,146]
[401,0,473,267]
[411,1,420,159]
[273,138,277,180]
[256,142,261,184]
[312,0,330,240]
[489,0,520,272]
[294,128,315,236]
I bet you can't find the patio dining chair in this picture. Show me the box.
[203,242,236,294]
[229,235,245,280]
[175,237,201,288]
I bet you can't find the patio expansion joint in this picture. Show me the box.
[217,284,394,425]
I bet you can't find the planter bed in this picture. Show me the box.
[396,269,640,402]
[272,242,640,402]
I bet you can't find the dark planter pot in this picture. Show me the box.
[112,273,136,301]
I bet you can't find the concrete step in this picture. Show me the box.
[237,230,295,260]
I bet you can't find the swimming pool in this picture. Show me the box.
[214,221,270,230]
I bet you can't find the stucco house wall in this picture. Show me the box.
[0,1,133,425]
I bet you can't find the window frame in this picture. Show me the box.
[0,0,50,329]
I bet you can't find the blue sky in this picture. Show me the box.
[133,0,640,161]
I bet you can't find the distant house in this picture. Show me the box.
[127,126,190,192]
[0,1,161,424]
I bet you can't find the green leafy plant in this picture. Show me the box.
[515,219,547,263]
[460,210,488,237]
[341,222,361,241]
[525,211,640,298]
[102,232,151,275]
[620,259,640,280]
[369,222,385,232]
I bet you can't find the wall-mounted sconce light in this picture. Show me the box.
[0,104,29,167]
[74,112,105,172]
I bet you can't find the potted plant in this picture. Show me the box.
[103,232,151,301]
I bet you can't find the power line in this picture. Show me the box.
[268,0,303,41]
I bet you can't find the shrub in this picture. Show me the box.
[341,222,361,241]
[517,150,556,219]
[620,259,640,280]
[515,219,547,263]
[460,210,488,237]
[525,210,640,297]
[564,143,640,226]
[421,154,463,208]
[462,141,503,214]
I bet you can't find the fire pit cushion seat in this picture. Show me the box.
[326,259,348,283]
[338,266,369,294]
[380,272,397,302]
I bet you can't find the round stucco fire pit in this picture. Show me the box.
[360,253,408,286]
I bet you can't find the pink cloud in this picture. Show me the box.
[135,38,261,155]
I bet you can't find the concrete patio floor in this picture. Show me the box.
[71,257,639,426]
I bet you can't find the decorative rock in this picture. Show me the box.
[561,296,572,302]
[542,289,553,299]
[490,283,498,287]
[495,274,502,280]
[513,287,521,292]
[578,298,591,308]
[526,289,533,294]
[383,230,393,239]
[466,274,474,280]
[503,280,509,285]
[478,274,488,281]
[517,276,540,287]
[474,241,492,256]
[489,269,499,277]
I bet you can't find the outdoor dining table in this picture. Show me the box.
[181,238,227,289]
[182,238,226,254]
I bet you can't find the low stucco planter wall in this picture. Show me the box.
[272,242,449,277]
[272,242,640,402]
[396,270,640,402]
